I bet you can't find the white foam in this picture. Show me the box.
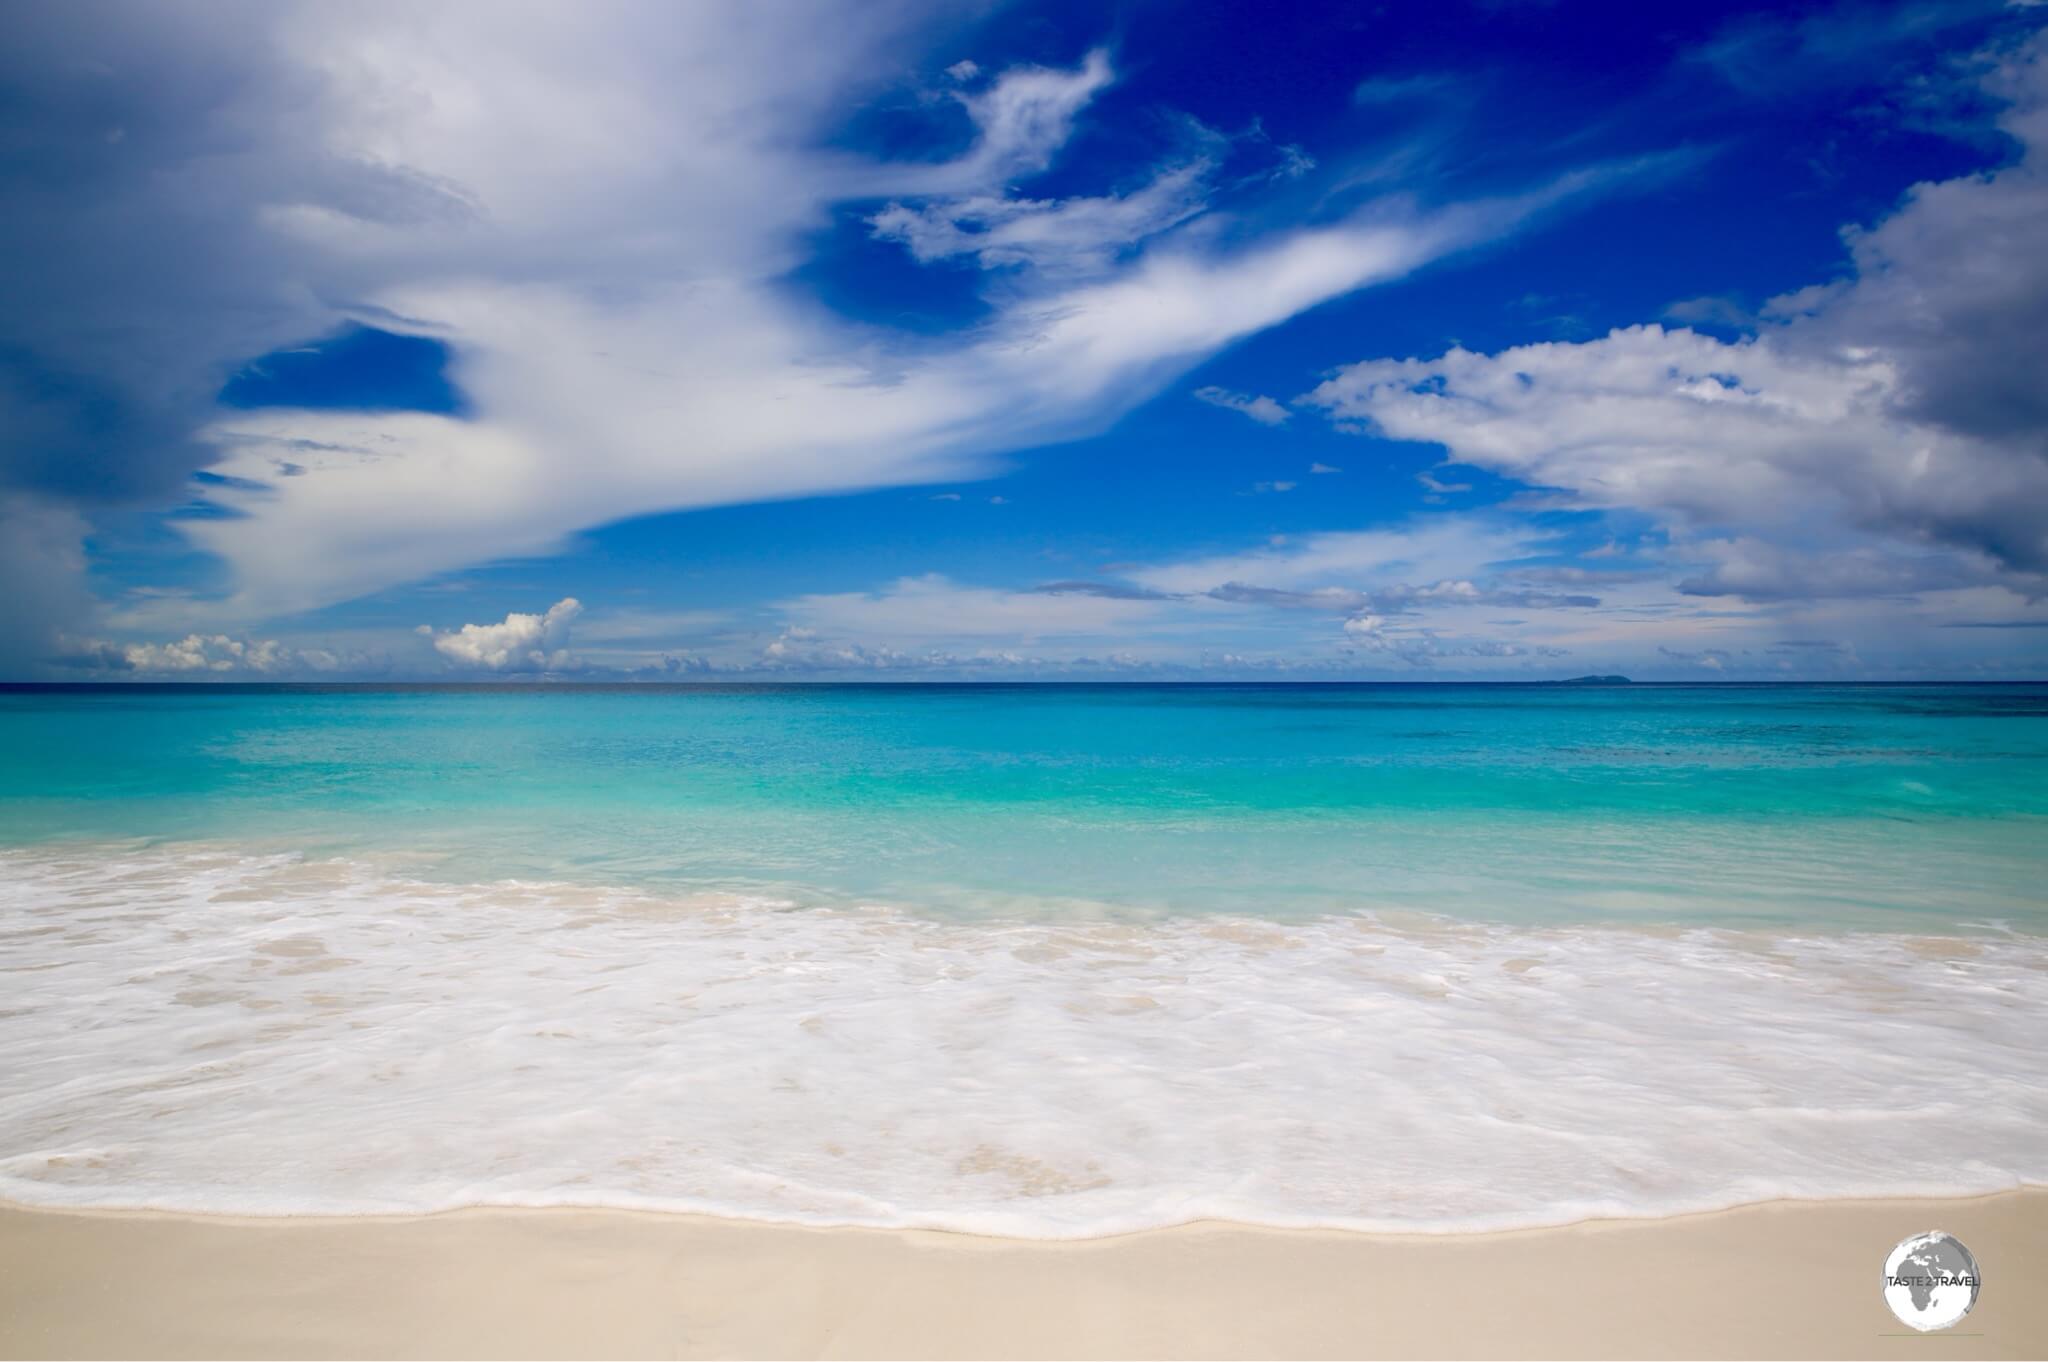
[1,843,2043,1235]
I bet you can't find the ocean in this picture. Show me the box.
[1,682,2043,1233]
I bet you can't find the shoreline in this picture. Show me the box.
[0,1180,2043,1238]
[4,1189,2043,1358]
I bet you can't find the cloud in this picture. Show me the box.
[1201,576,1596,614]
[1353,73,1459,106]
[0,5,1626,646]
[1789,39,2048,452]
[1692,0,2013,97]
[1657,644,1730,671]
[1130,518,1530,597]
[1032,580,1177,601]
[757,566,1591,675]
[918,47,1116,193]
[871,156,1217,277]
[95,635,291,674]
[866,52,1244,279]
[755,630,1032,675]
[569,608,730,645]
[777,574,1160,644]
[1193,386,1290,425]
[1662,295,1755,328]
[1341,610,1568,667]
[426,597,583,671]
[0,495,94,674]
[51,631,372,677]
[1676,538,1996,600]
[1299,32,2048,603]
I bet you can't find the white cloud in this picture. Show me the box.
[0,5,1631,642]
[124,635,293,673]
[54,631,362,677]
[871,157,1216,276]
[1303,32,2048,597]
[778,574,1160,645]
[1193,386,1290,425]
[1304,323,2028,556]
[176,169,1565,629]
[427,597,583,670]
[1339,609,1565,667]
[920,47,1116,193]
[1130,518,1531,597]
[569,608,729,645]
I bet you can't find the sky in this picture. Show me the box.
[3,0,2047,681]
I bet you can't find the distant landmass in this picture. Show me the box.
[1552,675,1633,684]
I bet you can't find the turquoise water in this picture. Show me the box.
[3,682,2044,1230]
[3,682,2045,930]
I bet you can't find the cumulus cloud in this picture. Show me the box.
[1303,32,2048,598]
[1193,386,1291,425]
[426,598,583,671]
[52,631,366,677]
[122,635,293,673]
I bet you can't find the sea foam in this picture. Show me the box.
[1,843,2042,1235]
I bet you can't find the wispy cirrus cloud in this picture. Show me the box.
[0,2,1648,660]
[1193,386,1290,425]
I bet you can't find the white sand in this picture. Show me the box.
[2,1190,2043,1358]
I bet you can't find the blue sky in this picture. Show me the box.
[4,0,2047,680]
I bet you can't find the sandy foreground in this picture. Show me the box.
[1,1190,2043,1360]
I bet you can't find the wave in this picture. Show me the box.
[1,842,2042,1236]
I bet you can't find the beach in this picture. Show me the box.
[2,686,2045,1354]
[8,0,2048,1348]
[3,1191,2043,1358]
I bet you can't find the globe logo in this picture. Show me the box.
[1882,1231,1981,1332]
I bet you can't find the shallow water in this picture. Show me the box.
[0,683,2043,1232]
[4,683,2046,930]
